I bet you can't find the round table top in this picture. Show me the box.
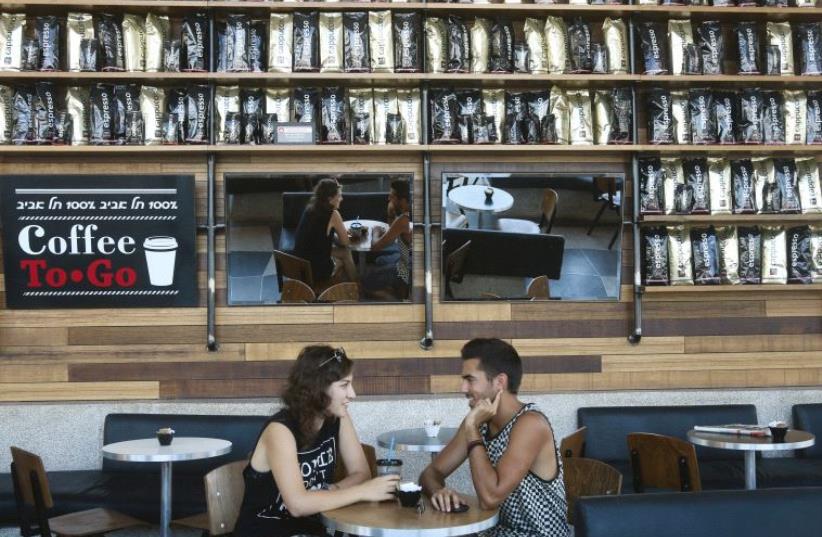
[102,437,232,462]
[687,430,816,451]
[447,186,514,213]
[344,219,389,253]
[321,495,498,537]
[377,428,459,453]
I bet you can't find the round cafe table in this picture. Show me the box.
[102,437,232,537]
[447,186,514,230]
[344,219,389,275]
[687,429,815,490]
[377,428,459,460]
[321,495,498,537]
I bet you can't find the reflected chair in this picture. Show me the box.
[563,457,622,525]
[526,275,550,300]
[497,188,558,235]
[560,426,588,460]
[280,279,316,303]
[317,282,360,303]
[274,249,336,295]
[10,446,146,537]
[444,240,472,300]
[173,460,246,537]
[333,443,378,483]
[627,433,702,493]
[586,177,621,250]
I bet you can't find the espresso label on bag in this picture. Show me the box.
[97,14,126,72]
[708,158,732,214]
[185,85,209,144]
[766,21,794,75]
[457,89,483,144]
[732,159,757,213]
[0,14,25,71]
[0,84,12,143]
[807,91,822,144]
[446,15,469,73]
[567,17,592,73]
[293,87,319,142]
[67,13,94,72]
[736,22,761,74]
[685,158,711,214]
[761,225,787,284]
[33,82,57,144]
[611,88,632,144]
[688,89,716,144]
[813,225,822,283]
[90,84,115,144]
[691,226,721,284]
[763,91,785,144]
[182,14,209,72]
[269,13,293,73]
[167,88,187,144]
[482,88,504,144]
[738,226,762,283]
[397,88,420,145]
[65,86,89,145]
[796,23,822,76]
[662,158,684,215]
[668,19,694,76]
[640,157,665,214]
[774,158,801,213]
[241,88,263,144]
[122,14,145,72]
[36,16,61,72]
[696,21,724,75]
[249,20,266,72]
[783,90,806,145]
[549,86,569,145]
[715,91,738,144]
[429,88,458,144]
[114,84,140,143]
[369,11,394,73]
[374,88,398,144]
[215,86,240,145]
[139,85,166,145]
[321,86,348,144]
[796,157,822,213]
[716,226,740,284]
[504,91,527,145]
[567,89,593,145]
[489,18,513,73]
[145,14,169,72]
[639,21,669,74]
[602,18,628,74]
[647,88,674,144]
[425,17,447,73]
[545,16,568,74]
[739,88,764,144]
[344,12,369,73]
[265,88,290,127]
[470,18,491,73]
[643,227,669,285]
[294,12,319,72]
[320,12,344,73]
[787,225,813,283]
[667,225,694,285]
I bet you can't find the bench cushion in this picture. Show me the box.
[793,404,822,458]
[757,458,822,488]
[575,487,822,537]
[577,405,758,462]
[0,470,108,524]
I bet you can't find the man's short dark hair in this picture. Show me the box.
[461,338,522,394]
[390,178,410,202]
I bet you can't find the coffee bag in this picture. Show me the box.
[549,86,570,144]
[662,158,684,215]
[795,22,822,76]
[185,85,209,144]
[731,159,757,213]
[775,158,801,213]
[370,11,394,73]
[763,90,785,144]
[482,88,504,143]
[114,84,140,144]
[611,87,633,144]
[567,17,592,73]
[35,16,61,71]
[241,88,264,144]
[0,84,12,143]
[344,12,369,72]
[738,226,762,283]
[667,225,694,285]
[215,86,241,145]
[594,90,612,146]
[319,13,344,73]
[89,84,115,144]
[446,15,470,73]
[225,15,251,72]
[696,20,724,75]
[808,91,822,144]
[249,19,266,72]
[646,88,674,144]
[394,12,421,72]
[761,225,788,284]
[716,226,741,284]
[685,158,711,213]
[425,17,447,73]
[689,89,717,144]
[671,89,691,144]
[265,88,290,127]
[504,91,528,145]
[65,86,89,145]
[33,82,58,144]
[639,157,665,214]
[182,13,209,72]
[0,14,25,71]
[602,18,628,74]
[397,88,421,145]
[373,88,397,144]
[708,158,733,214]
[470,17,491,73]
[269,13,293,73]
[294,12,320,72]
[752,157,778,214]
[568,89,593,145]
[166,88,187,144]
[489,18,513,73]
[643,227,669,285]
[783,90,807,145]
[430,88,459,144]
[796,157,822,213]
[348,87,373,144]
[96,14,125,71]
[668,19,694,76]
[67,13,94,72]
[787,225,813,283]
[691,226,721,284]
[738,88,764,144]
[121,14,144,72]
[293,87,319,142]
[766,21,794,75]
[139,85,166,145]
[528,90,550,144]
[811,225,822,283]
[715,90,738,144]
[736,22,761,74]
[544,16,568,74]
[639,21,669,74]
[321,87,348,144]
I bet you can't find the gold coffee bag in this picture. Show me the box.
[65,86,89,145]
[265,88,290,124]
[397,88,421,145]
[544,16,567,74]
[349,88,374,144]
[761,225,788,284]
[568,89,593,145]
[593,90,612,146]
[373,87,398,144]
[215,85,240,145]
[145,14,169,72]
[269,13,293,73]
[667,224,694,285]
[482,88,504,144]
[708,157,733,215]
[470,17,491,73]
[668,19,694,76]
[783,90,807,145]
[320,12,344,73]
[425,17,447,73]
[796,157,822,213]
[766,21,794,75]
[369,11,394,73]
[140,85,167,145]
[549,86,569,144]
[67,13,95,72]
[602,18,629,74]
[0,14,25,71]
[716,225,741,284]
[524,17,548,74]
[123,14,146,72]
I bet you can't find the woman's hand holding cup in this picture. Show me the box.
[358,474,401,502]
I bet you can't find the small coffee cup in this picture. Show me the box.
[349,221,364,240]
[396,482,422,507]
[423,419,441,438]
[376,458,402,478]
[769,421,788,443]
[157,427,175,446]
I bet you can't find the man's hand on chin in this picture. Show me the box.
[464,390,503,430]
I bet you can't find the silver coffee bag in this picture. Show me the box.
[265,88,290,124]
[594,90,611,146]
[369,11,394,73]
[708,157,733,215]
[482,88,504,144]
[752,157,776,214]
[544,16,567,74]
[425,17,447,73]
[797,157,822,213]
[667,224,694,285]
[549,86,569,144]
[524,18,548,74]
[123,14,145,72]
[470,18,491,73]
[766,21,794,75]
[397,88,421,145]
[65,86,89,145]
[215,86,241,145]
[662,158,685,215]
[0,14,25,71]
[715,226,741,284]
[269,13,293,73]
[349,88,374,144]
[668,19,694,76]
[145,14,169,72]
[373,88,397,144]
[567,89,593,145]
[602,18,628,74]
[811,225,822,283]
[671,90,691,145]
[139,86,166,145]
[784,90,807,145]
[761,225,788,284]
[68,13,95,72]
[0,84,11,143]
[320,12,343,73]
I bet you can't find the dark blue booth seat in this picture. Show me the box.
[578,405,757,492]
[757,403,822,488]
[575,487,822,537]
[1,413,269,524]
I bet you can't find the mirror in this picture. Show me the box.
[226,173,413,305]
[441,172,623,301]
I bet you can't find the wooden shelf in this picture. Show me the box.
[635,144,822,154]
[0,71,209,82]
[628,5,822,20]
[0,145,209,154]
[640,214,822,224]
[0,0,208,14]
[637,75,822,87]
[644,283,822,293]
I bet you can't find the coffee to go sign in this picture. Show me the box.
[1,175,197,308]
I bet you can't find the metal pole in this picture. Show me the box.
[628,80,642,343]
[160,461,172,537]
[207,153,217,351]
[744,451,756,490]
[420,84,434,350]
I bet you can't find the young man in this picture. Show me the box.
[419,338,570,537]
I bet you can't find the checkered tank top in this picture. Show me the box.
[479,403,570,537]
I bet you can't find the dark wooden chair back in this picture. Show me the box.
[560,426,587,460]
[317,282,359,303]
[563,457,622,525]
[540,188,559,233]
[281,279,316,303]
[274,250,315,289]
[526,275,550,300]
[444,240,472,299]
[11,446,53,509]
[204,461,246,536]
[627,432,702,493]
[333,443,378,483]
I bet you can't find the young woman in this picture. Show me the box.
[362,179,412,300]
[234,346,399,537]
[293,179,358,283]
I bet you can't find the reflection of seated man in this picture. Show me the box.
[420,338,570,537]
[362,179,411,300]
[293,179,358,284]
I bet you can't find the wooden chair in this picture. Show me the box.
[560,426,587,460]
[563,457,622,525]
[173,460,246,536]
[443,240,471,300]
[317,282,359,303]
[10,446,145,537]
[497,188,558,235]
[280,279,316,303]
[274,249,316,289]
[526,275,550,300]
[586,177,621,250]
[627,433,702,493]
[333,443,378,483]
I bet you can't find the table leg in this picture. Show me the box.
[161,461,172,537]
[358,253,367,278]
[744,451,756,490]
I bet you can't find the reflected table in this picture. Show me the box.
[102,437,232,537]
[321,495,498,537]
[447,186,513,230]
[377,428,459,461]
[345,219,389,275]
[687,429,815,490]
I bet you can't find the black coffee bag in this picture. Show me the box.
[293,87,320,142]
[293,12,320,72]
[113,84,140,144]
[12,86,34,145]
[640,157,665,214]
[96,14,125,72]
[456,89,482,144]
[738,226,762,283]
[774,158,801,213]
[646,88,674,144]
[394,12,421,73]
[504,91,528,145]
[696,20,724,75]
[715,90,738,144]
[567,17,592,73]
[446,16,470,73]
[321,87,348,144]
[249,19,266,73]
[225,15,251,72]
[242,88,264,145]
[528,90,550,144]
[489,18,514,73]
[90,84,115,144]
[738,88,764,144]
[182,14,209,72]
[762,90,785,144]
[35,16,60,71]
[691,226,721,284]
[609,87,632,144]
[732,159,757,213]
[685,158,711,214]
[430,88,460,144]
[344,12,370,73]
[689,89,717,144]
[34,82,58,144]
[643,227,670,285]
[674,183,695,214]
[736,22,761,74]
[787,225,813,283]
[167,88,187,144]
[185,85,210,144]
[795,23,822,76]
[639,22,669,74]
[808,91,822,144]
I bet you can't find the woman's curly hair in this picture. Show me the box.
[281,345,353,448]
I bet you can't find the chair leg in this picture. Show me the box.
[11,463,34,537]
[30,470,52,537]
[587,203,608,235]
[630,449,644,494]
[609,227,620,250]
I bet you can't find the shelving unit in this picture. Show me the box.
[644,283,822,293]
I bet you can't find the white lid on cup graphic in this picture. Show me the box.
[144,236,178,251]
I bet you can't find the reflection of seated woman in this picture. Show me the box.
[363,179,411,300]
[293,179,358,284]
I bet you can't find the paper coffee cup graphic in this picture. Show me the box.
[143,236,178,286]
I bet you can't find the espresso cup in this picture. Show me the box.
[156,427,175,446]
[769,421,788,443]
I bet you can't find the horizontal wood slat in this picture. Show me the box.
[0,381,158,402]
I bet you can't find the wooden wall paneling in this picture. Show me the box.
[0,344,244,365]
[513,336,685,356]
[602,351,822,373]
[0,327,68,346]
[0,381,159,402]
[684,334,822,354]
[0,364,67,383]
[765,299,822,317]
